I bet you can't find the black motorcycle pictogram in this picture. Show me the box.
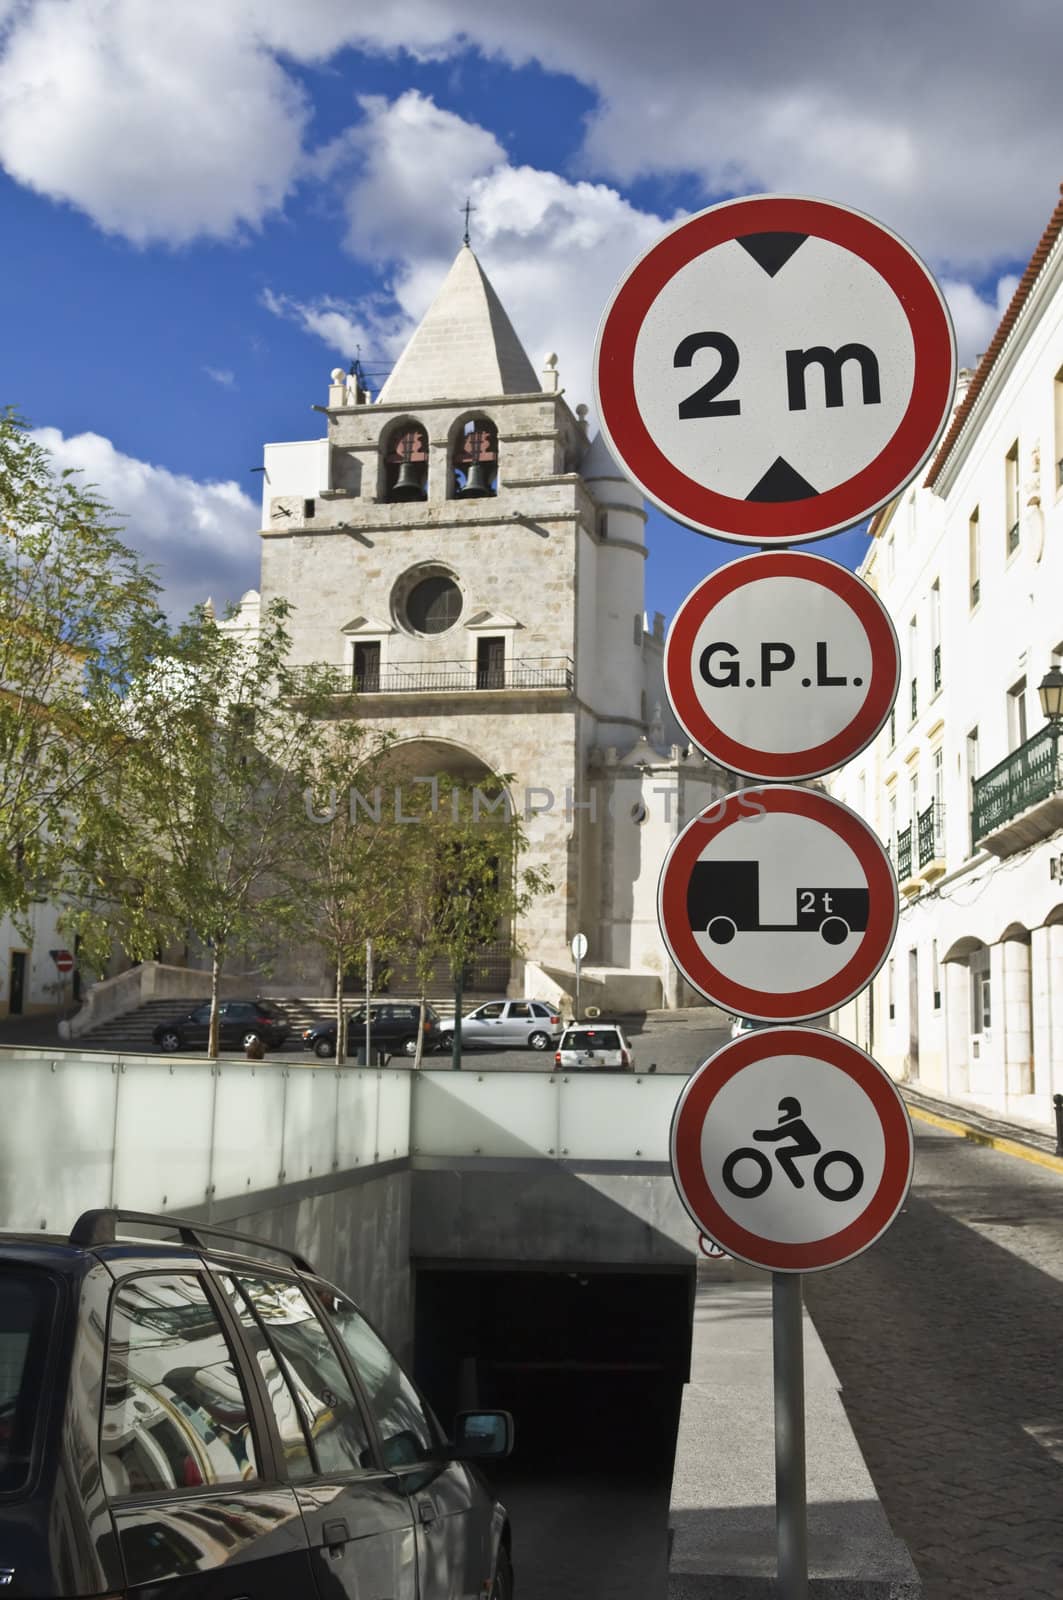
[722,1096,863,1201]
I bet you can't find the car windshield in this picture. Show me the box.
[0,1268,57,1495]
[565,1030,621,1049]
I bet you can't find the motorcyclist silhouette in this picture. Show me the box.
[753,1095,821,1187]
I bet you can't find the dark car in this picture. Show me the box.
[153,999,290,1054]
[0,1208,514,1600]
[303,1002,442,1060]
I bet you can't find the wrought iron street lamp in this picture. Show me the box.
[1037,666,1063,726]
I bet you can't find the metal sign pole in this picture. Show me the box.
[772,1271,808,1599]
[365,939,373,1067]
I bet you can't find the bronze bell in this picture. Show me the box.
[457,461,493,498]
[390,462,427,501]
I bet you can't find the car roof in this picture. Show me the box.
[0,1209,322,1279]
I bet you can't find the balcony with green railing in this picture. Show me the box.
[972,725,1063,854]
[917,799,946,876]
[896,823,913,882]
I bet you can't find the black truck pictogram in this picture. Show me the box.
[687,860,869,946]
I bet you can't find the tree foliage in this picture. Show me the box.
[0,411,163,926]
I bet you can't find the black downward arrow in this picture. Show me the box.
[737,232,809,276]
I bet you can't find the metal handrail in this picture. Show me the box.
[932,643,941,694]
[897,823,913,880]
[972,725,1061,843]
[917,800,945,867]
[352,656,574,693]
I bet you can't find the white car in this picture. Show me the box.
[555,1023,635,1071]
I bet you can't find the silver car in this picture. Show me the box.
[442,998,563,1051]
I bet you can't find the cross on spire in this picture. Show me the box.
[461,196,476,246]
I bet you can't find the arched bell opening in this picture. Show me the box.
[451,416,498,499]
[383,420,429,502]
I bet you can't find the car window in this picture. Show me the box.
[318,1294,435,1470]
[234,1277,373,1477]
[531,1003,551,1017]
[101,1274,257,1498]
[0,1268,56,1495]
[217,1275,316,1480]
[509,1002,531,1019]
[190,1005,211,1024]
[255,1003,280,1019]
[477,1003,504,1019]
[565,1029,621,1049]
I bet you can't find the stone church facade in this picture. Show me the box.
[234,245,731,1010]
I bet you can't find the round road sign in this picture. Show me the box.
[594,193,956,543]
[664,551,900,780]
[671,1027,913,1272]
[658,786,898,1021]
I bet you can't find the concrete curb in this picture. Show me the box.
[905,1102,1063,1175]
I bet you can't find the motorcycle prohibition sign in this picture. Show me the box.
[722,1096,864,1202]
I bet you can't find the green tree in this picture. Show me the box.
[0,411,163,927]
[297,724,409,1063]
[397,773,552,1068]
[69,599,339,1057]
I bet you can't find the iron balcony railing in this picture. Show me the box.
[896,823,913,881]
[910,677,918,722]
[932,643,942,694]
[350,656,574,694]
[917,800,945,867]
[972,725,1062,844]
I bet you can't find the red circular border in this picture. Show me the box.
[657,786,898,1019]
[594,195,956,542]
[670,1028,914,1271]
[664,552,900,779]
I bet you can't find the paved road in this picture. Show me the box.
[805,1122,1063,1600]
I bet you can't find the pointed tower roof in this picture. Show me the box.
[377,246,540,405]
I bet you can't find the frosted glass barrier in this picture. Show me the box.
[212,1063,287,1197]
[336,1069,380,1169]
[0,1053,118,1230]
[412,1072,559,1158]
[281,1065,338,1185]
[377,1069,412,1161]
[558,1073,679,1161]
[112,1061,215,1213]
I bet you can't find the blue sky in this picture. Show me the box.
[3,2,1059,620]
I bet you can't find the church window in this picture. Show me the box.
[303,498,316,519]
[452,418,498,498]
[383,422,428,502]
[405,575,463,634]
[353,641,381,692]
[476,637,505,688]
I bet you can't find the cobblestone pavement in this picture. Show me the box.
[804,1122,1063,1600]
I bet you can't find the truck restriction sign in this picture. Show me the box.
[670,1027,914,1272]
[664,551,900,780]
[658,786,897,1021]
[594,193,956,543]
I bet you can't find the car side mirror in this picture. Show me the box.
[450,1410,514,1461]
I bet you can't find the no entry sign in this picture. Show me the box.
[658,786,898,1021]
[670,1027,914,1272]
[664,552,900,780]
[594,193,956,542]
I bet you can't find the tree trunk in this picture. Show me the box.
[413,991,427,1069]
[451,964,464,1070]
[335,953,345,1065]
[208,949,222,1059]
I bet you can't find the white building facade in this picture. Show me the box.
[831,188,1063,1126]
[239,244,732,1009]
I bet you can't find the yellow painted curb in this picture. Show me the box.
[907,1103,1063,1175]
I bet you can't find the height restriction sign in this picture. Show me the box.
[594,193,956,543]
[664,551,900,781]
[658,786,898,1021]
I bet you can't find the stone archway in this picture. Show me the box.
[941,936,990,1097]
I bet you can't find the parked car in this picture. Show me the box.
[303,1001,443,1059]
[440,999,563,1052]
[153,999,290,1053]
[0,1208,514,1600]
[555,1022,635,1071]
[729,1014,830,1039]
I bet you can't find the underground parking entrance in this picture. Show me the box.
[412,1262,695,1597]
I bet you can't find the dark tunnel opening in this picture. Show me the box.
[412,1264,694,1479]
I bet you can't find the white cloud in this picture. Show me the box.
[941,274,1021,369]
[1,1,1060,272]
[260,287,368,362]
[204,367,237,389]
[31,426,260,618]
